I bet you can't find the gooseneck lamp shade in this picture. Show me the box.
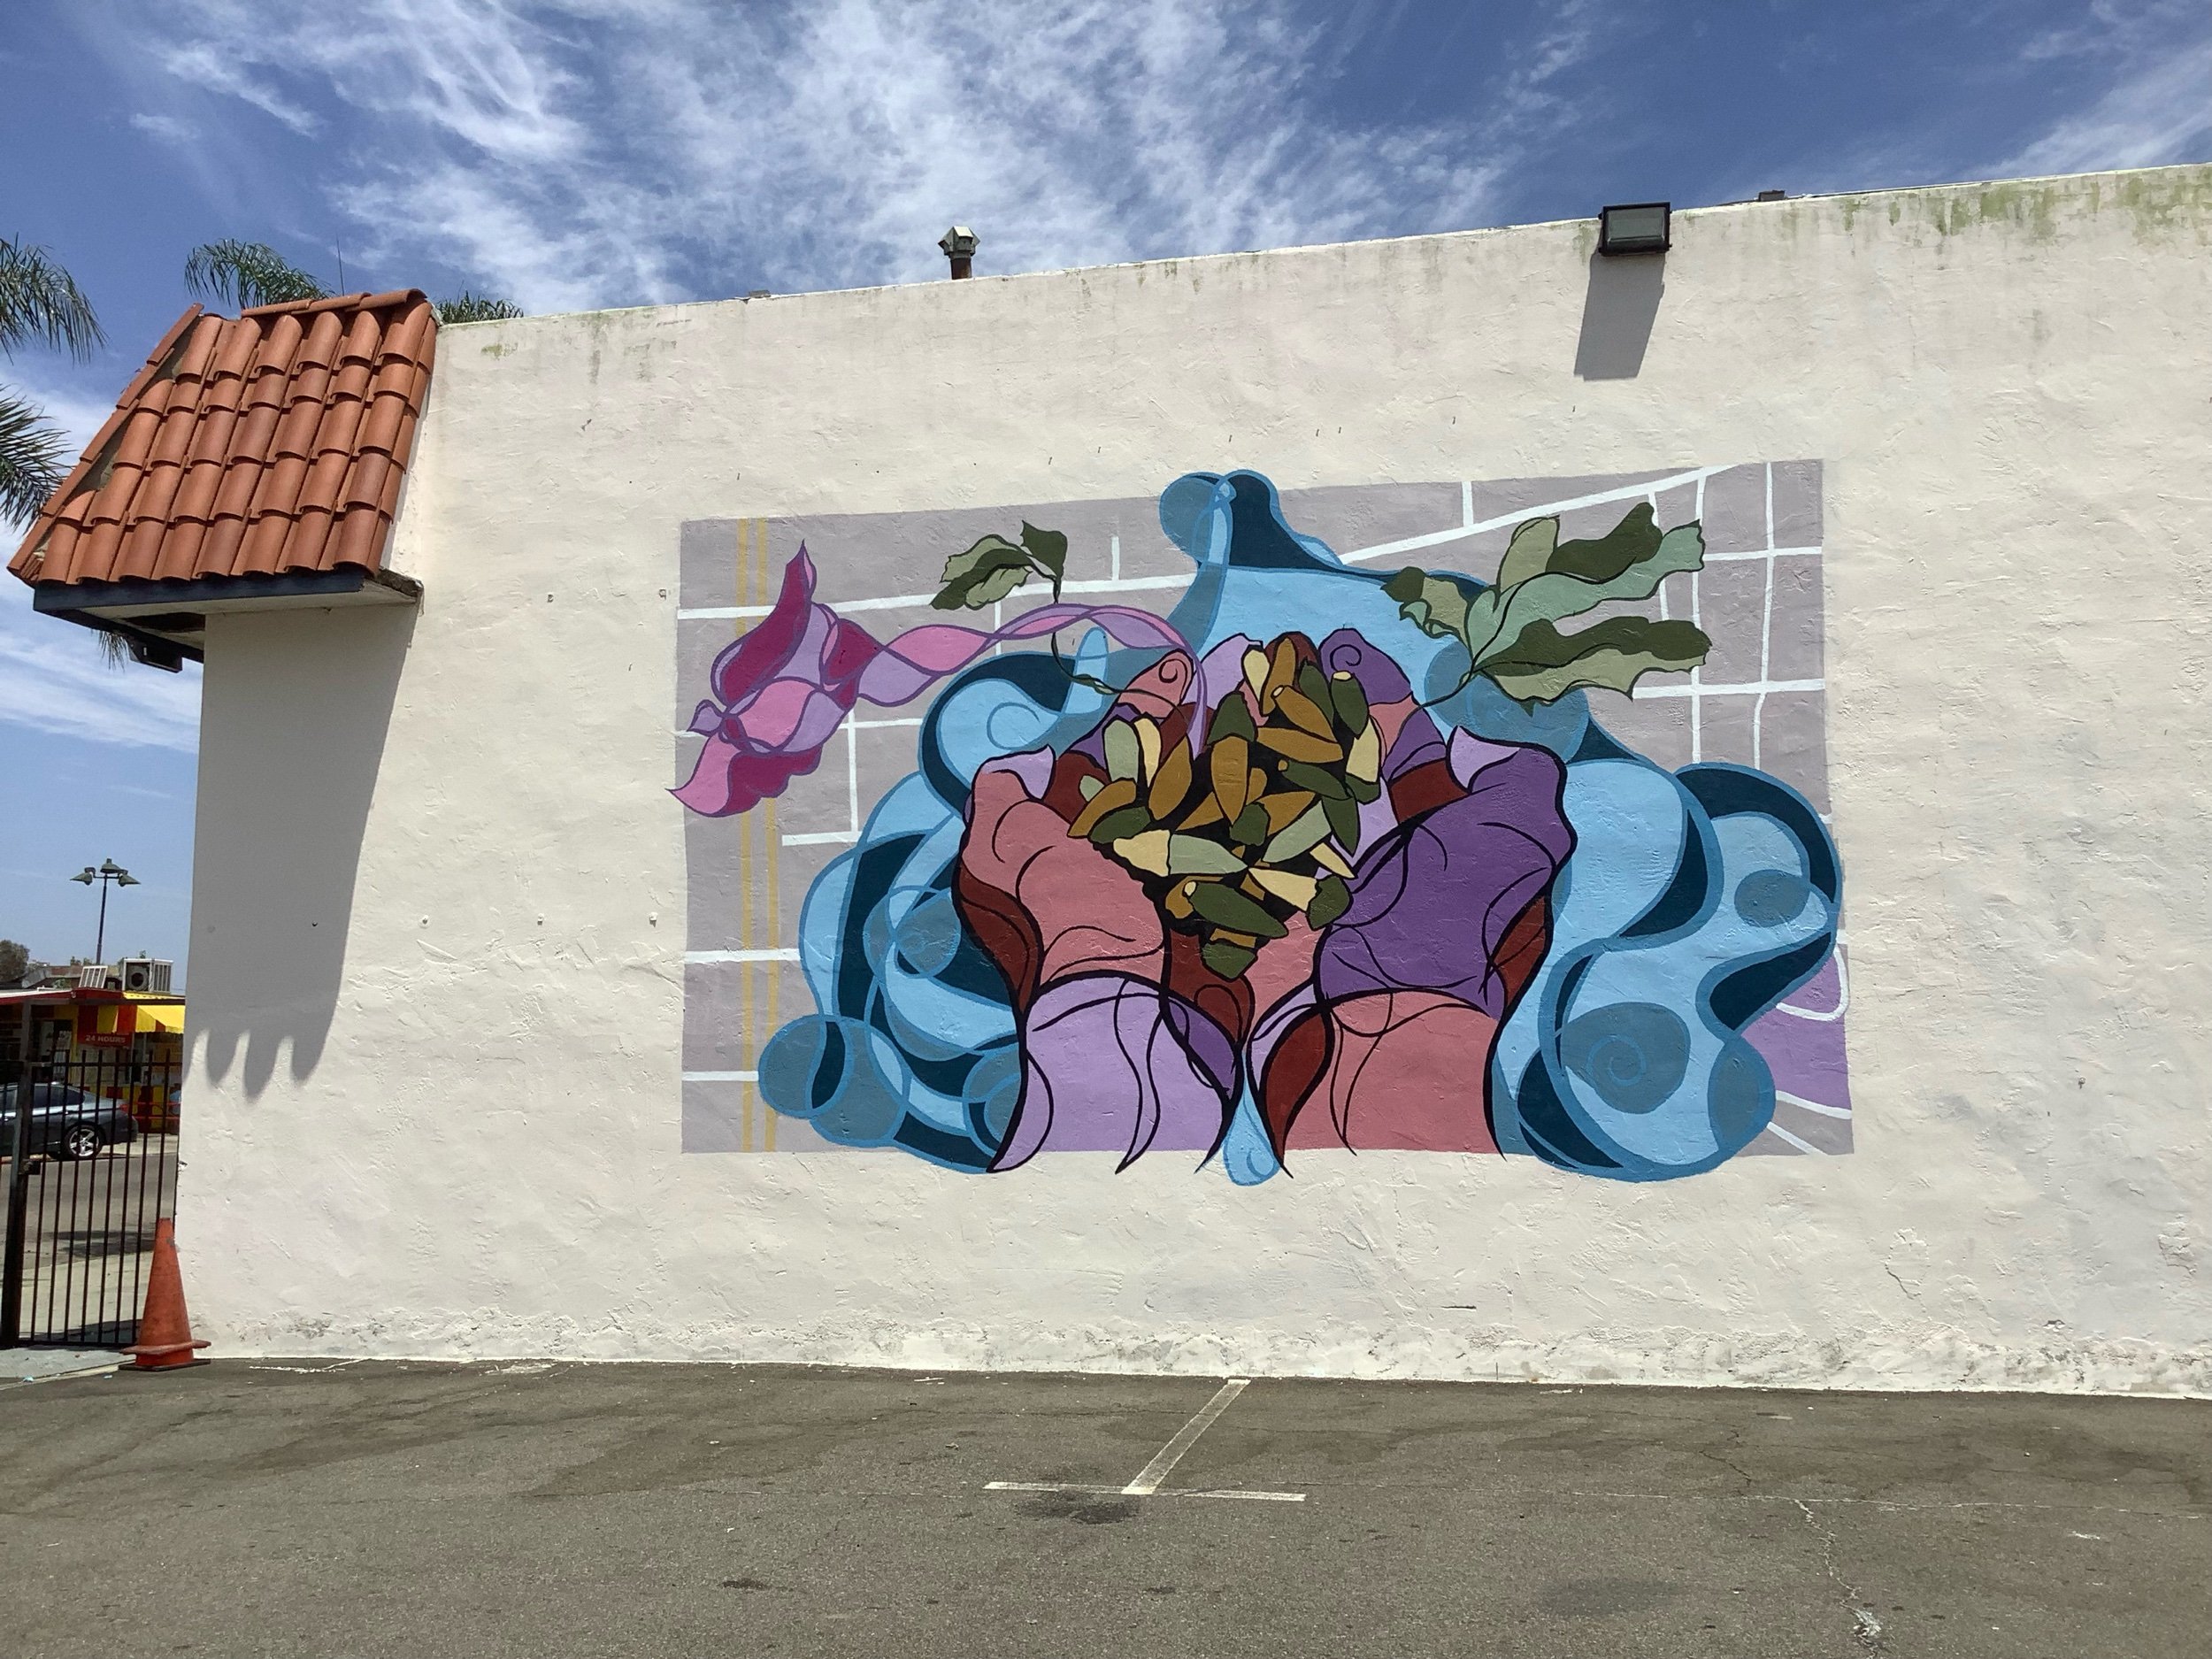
[1598,202,1671,256]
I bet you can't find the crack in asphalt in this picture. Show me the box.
[1794,1497,1886,1654]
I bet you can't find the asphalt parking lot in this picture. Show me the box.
[1,1359,2205,1658]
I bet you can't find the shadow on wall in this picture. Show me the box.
[189,603,415,1100]
[1573,251,1664,380]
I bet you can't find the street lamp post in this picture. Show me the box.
[70,859,139,965]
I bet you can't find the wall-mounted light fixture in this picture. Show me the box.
[938,226,979,280]
[1598,202,1671,257]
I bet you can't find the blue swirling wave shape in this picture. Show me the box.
[752,468,1840,1182]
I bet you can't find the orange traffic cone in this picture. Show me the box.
[127,1218,210,1371]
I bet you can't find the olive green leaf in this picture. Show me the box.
[1304,874,1352,931]
[1464,518,1704,664]
[1102,720,1142,783]
[1279,759,1348,800]
[932,522,1072,611]
[1018,521,1068,589]
[1322,795,1361,853]
[1493,516,1561,592]
[1548,502,1664,582]
[1167,835,1248,876]
[1264,803,1333,864]
[1086,804,1153,846]
[1187,880,1287,940]
[932,533,1033,610]
[1325,672,1369,735]
[1479,616,1712,705]
[1382,566,1474,641]
[1201,940,1258,979]
[1207,691,1256,746]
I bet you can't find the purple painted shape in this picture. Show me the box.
[979,746,1056,801]
[1317,627,1412,703]
[674,548,1189,818]
[991,976,1236,1169]
[1317,741,1572,1017]
[1744,954,1852,1110]
[1382,708,1448,780]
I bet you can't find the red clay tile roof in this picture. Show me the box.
[7,288,436,591]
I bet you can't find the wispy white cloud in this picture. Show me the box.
[120,0,1598,313]
[157,36,322,134]
[1999,27,2212,175]
[0,581,202,753]
[128,111,197,145]
[2,379,199,754]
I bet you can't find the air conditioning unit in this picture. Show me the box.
[75,964,114,990]
[119,957,173,995]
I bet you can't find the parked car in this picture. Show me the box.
[0,1082,140,1160]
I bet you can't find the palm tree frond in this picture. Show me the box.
[434,292,526,324]
[0,239,104,362]
[0,388,73,526]
[185,241,330,311]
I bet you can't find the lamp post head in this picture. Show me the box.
[73,867,97,885]
[118,873,140,887]
[99,858,127,876]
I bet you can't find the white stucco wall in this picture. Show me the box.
[180,165,2212,1392]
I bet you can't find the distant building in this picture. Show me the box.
[0,961,183,1131]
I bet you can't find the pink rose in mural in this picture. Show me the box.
[952,626,1575,1169]
[675,549,1187,817]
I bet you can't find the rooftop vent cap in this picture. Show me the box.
[1597,202,1671,257]
[938,225,979,280]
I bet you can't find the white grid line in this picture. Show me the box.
[1777,1090,1851,1119]
[1689,473,1705,764]
[1762,1121,1830,1155]
[1775,947,1848,1022]
[1754,464,1777,769]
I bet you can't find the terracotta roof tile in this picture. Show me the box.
[10,291,437,591]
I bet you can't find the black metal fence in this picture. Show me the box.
[3,1033,181,1348]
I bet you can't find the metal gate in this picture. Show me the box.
[3,1032,181,1348]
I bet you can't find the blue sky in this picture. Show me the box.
[4,0,2210,978]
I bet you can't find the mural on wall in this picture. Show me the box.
[673,465,1848,1181]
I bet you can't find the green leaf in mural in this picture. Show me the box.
[1383,566,1473,641]
[1102,719,1142,783]
[1464,518,1705,665]
[1547,501,1664,583]
[1086,804,1153,846]
[1304,874,1352,931]
[1325,672,1368,736]
[1479,615,1712,705]
[1322,795,1361,853]
[1493,516,1561,592]
[1018,521,1068,591]
[1201,939,1258,979]
[1167,834,1248,876]
[933,533,1034,610]
[1187,879,1288,940]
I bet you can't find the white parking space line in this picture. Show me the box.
[985,1376,1306,1503]
[1122,1377,1249,1494]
